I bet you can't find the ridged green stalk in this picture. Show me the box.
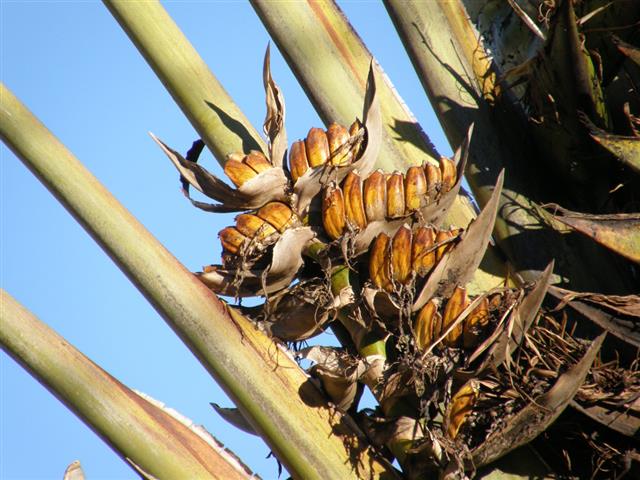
[0,84,394,480]
[0,290,255,480]
[104,0,266,163]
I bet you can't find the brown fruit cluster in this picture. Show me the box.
[288,122,363,182]
[322,158,457,240]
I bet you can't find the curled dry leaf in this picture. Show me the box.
[469,333,606,467]
[412,170,505,312]
[262,45,287,169]
[547,205,640,264]
[151,133,288,213]
[299,346,366,411]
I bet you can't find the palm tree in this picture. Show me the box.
[2,1,638,478]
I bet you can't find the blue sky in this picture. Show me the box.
[1,2,450,478]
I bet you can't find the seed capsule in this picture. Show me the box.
[322,185,346,240]
[424,162,442,198]
[447,382,479,439]
[218,227,247,254]
[439,156,457,192]
[327,123,352,166]
[305,127,330,168]
[370,233,392,291]
[411,226,436,276]
[435,229,460,260]
[289,140,309,183]
[224,159,257,188]
[235,213,277,241]
[342,171,367,230]
[257,202,297,233]
[363,170,387,221]
[244,151,271,174]
[386,172,405,218]
[414,299,440,351]
[391,226,413,284]
[405,166,427,211]
[463,297,490,349]
[442,286,469,347]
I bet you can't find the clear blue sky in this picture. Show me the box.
[1,2,450,479]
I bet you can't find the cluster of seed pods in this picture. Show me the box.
[368,225,462,291]
[322,157,457,240]
[413,286,501,350]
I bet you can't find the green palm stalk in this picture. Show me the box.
[1,290,256,480]
[0,83,393,480]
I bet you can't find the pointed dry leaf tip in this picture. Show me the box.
[305,127,330,168]
[63,461,85,480]
[342,171,367,230]
[363,170,387,221]
[391,225,412,284]
[411,226,436,276]
[447,381,479,439]
[262,44,287,168]
[257,201,298,233]
[442,286,469,347]
[386,172,405,218]
[370,233,392,291]
[414,299,440,351]
[211,404,257,436]
[322,184,346,240]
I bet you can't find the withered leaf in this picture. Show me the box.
[548,205,640,264]
[479,263,553,372]
[471,333,606,467]
[299,346,366,411]
[151,134,288,212]
[263,44,287,169]
[548,286,640,348]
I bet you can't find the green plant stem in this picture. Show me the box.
[104,0,266,163]
[0,84,394,480]
[0,290,255,480]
